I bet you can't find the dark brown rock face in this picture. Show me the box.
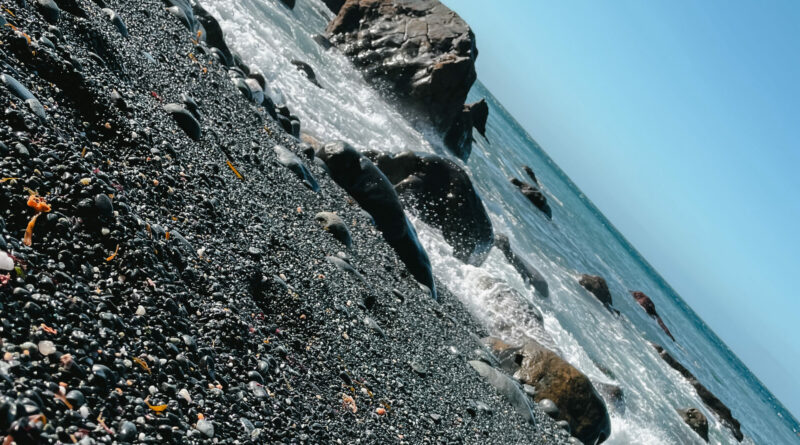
[678,407,709,442]
[327,0,484,159]
[653,345,743,441]
[487,338,611,444]
[630,291,675,341]
[578,274,613,306]
[364,150,493,265]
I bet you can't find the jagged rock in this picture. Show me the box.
[653,344,743,441]
[316,141,436,298]
[486,337,611,444]
[364,150,493,265]
[630,291,675,341]
[511,177,551,218]
[493,234,548,297]
[327,0,486,159]
[678,408,709,442]
[578,274,613,306]
[444,99,489,160]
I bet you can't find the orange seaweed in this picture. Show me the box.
[22,213,40,246]
[106,244,119,262]
[226,160,243,179]
[133,357,151,374]
[144,396,168,412]
[27,195,51,212]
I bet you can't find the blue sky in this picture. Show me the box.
[446,0,800,419]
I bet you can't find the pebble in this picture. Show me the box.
[538,398,560,418]
[196,419,214,438]
[37,341,56,356]
[163,103,202,140]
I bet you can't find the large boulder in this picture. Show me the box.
[487,337,611,444]
[653,345,743,441]
[493,234,548,297]
[316,141,436,298]
[678,407,709,442]
[364,150,493,265]
[327,0,486,160]
[630,291,675,341]
[578,274,613,306]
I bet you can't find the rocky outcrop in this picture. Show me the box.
[678,408,709,442]
[511,177,552,218]
[364,150,493,265]
[630,291,675,341]
[653,345,743,441]
[579,274,613,306]
[444,99,489,160]
[326,0,486,160]
[316,142,436,298]
[493,234,549,297]
[487,337,611,444]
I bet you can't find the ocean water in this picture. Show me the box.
[201,1,800,443]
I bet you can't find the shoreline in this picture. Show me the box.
[0,0,570,443]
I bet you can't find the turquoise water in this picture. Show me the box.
[204,0,800,442]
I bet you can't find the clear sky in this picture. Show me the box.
[445,0,800,419]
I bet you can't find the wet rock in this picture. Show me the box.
[317,141,436,299]
[578,274,613,306]
[273,145,319,192]
[327,0,481,159]
[36,0,61,24]
[678,407,709,442]
[538,398,559,419]
[164,103,201,140]
[194,3,233,66]
[511,177,551,218]
[291,60,322,88]
[630,291,675,341]
[468,360,536,424]
[65,390,85,408]
[524,165,539,185]
[322,0,345,14]
[94,193,114,220]
[364,150,493,265]
[475,277,550,345]
[102,9,128,37]
[1,74,46,120]
[486,337,611,444]
[118,420,137,442]
[595,382,625,414]
[493,234,549,297]
[444,98,490,160]
[315,212,352,248]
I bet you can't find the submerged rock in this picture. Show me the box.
[316,141,436,298]
[487,337,611,444]
[494,234,548,297]
[631,291,675,341]
[578,274,613,306]
[326,0,486,159]
[291,60,322,88]
[364,150,493,265]
[678,407,709,442]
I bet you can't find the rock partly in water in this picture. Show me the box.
[678,407,709,442]
[475,277,550,346]
[653,344,743,441]
[487,337,612,444]
[631,291,675,341]
[578,274,613,307]
[444,98,490,160]
[315,212,353,248]
[524,165,539,185]
[316,141,436,299]
[326,0,486,159]
[193,3,234,66]
[511,177,552,219]
[364,150,493,265]
[493,234,549,297]
[290,60,322,88]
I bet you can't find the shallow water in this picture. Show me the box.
[203,1,800,443]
